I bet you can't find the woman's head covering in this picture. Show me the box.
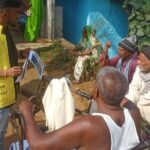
[119,35,138,53]
[82,25,96,41]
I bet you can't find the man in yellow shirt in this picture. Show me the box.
[0,0,22,149]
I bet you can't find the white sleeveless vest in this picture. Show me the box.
[92,108,140,150]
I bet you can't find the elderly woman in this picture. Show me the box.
[73,25,102,83]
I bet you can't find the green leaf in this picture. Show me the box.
[143,41,150,46]
[137,29,145,36]
[129,0,143,9]
[128,11,136,20]
[140,37,150,46]
[144,0,150,11]
[145,15,150,21]
[140,22,149,27]
[123,0,150,49]
[136,15,145,21]
[129,27,137,35]
[144,26,150,35]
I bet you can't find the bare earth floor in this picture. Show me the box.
[4,57,95,149]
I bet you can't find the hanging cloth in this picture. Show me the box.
[24,0,44,41]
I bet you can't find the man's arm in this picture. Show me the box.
[19,100,109,150]
[0,67,22,77]
[99,41,110,66]
[121,98,141,136]
[125,67,141,104]
[99,41,119,67]
[99,53,120,67]
[19,101,90,150]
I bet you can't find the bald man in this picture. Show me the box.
[19,67,141,150]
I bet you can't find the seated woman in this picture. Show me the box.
[73,25,103,83]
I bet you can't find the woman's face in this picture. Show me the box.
[138,53,150,72]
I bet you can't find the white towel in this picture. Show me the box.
[74,56,89,82]
[42,77,75,131]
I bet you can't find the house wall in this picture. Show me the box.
[56,0,128,44]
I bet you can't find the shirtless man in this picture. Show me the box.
[19,66,141,150]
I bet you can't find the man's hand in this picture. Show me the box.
[6,66,22,77]
[104,41,112,53]
[105,41,111,48]
[19,100,33,116]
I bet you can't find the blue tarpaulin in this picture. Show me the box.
[87,12,122,58]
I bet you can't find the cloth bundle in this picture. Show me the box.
[42,77,75,131]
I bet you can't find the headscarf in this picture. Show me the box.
[82,25,96,42]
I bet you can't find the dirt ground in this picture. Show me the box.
[4,40,96,149]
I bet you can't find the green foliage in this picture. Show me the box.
[38,42,73,72]
[123,0,150,49]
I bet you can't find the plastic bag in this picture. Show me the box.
[9,140,29,150]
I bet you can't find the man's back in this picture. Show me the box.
[18,100,140,150]
[78,102,140,150]
[92,109,139,150]
[19,67,141,150]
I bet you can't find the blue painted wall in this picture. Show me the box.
[56,0,128,44]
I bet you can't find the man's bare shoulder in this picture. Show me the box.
[73,115,110,137]
[74,115,105,127]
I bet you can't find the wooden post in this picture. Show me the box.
[47,0,55,40]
